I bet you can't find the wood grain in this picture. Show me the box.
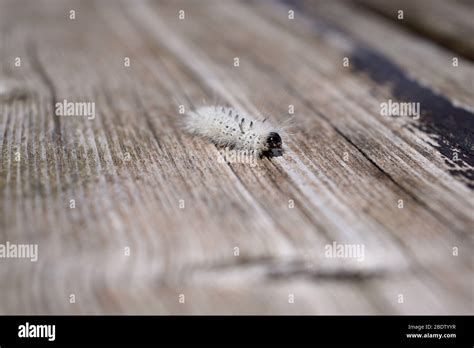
[0,0,472,314]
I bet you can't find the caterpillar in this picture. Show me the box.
[185,105,283,156]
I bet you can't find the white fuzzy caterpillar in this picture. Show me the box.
[185,105,283,156]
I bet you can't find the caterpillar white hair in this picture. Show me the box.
[185,105,283,156]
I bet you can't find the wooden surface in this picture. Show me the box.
[355,0,474,60]
[0,0,473,314]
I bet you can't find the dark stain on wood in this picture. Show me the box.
[350,47,474,188]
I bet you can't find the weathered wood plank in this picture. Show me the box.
[355,0,474,60]
[296,0,474,110]
[251,0,474,221]
[134,0,473,312]
[0,0,472,314]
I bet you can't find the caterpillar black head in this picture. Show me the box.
[266,132,282,150]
